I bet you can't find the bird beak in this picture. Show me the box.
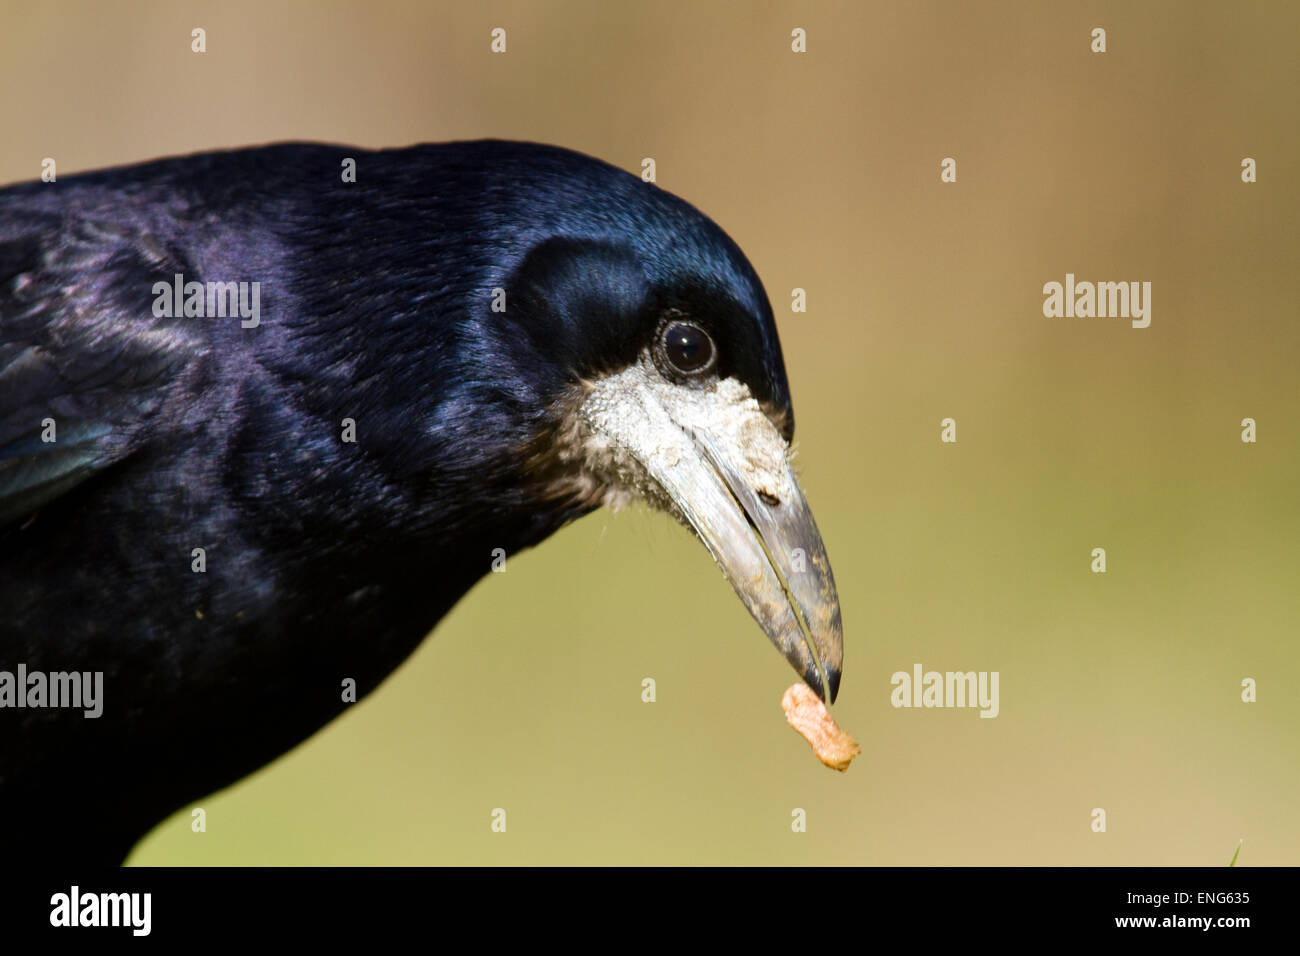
[580,362,843,703]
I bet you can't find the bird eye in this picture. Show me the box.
[659,321,715,376]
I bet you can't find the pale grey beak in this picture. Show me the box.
[580,363,844,702]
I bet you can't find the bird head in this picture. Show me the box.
[459,143,844,703]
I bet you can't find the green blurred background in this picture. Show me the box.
[2,0,1295,864]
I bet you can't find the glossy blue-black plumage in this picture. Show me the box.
[0,141,792,861]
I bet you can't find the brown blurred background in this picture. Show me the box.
[2,0,1296,865]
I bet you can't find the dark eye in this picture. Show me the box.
[660,321,715,375]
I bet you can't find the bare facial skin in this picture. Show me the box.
[553,356,843,705]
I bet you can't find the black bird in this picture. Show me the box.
[0,141,843,863]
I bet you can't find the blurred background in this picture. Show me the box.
[1,0,1296,865]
